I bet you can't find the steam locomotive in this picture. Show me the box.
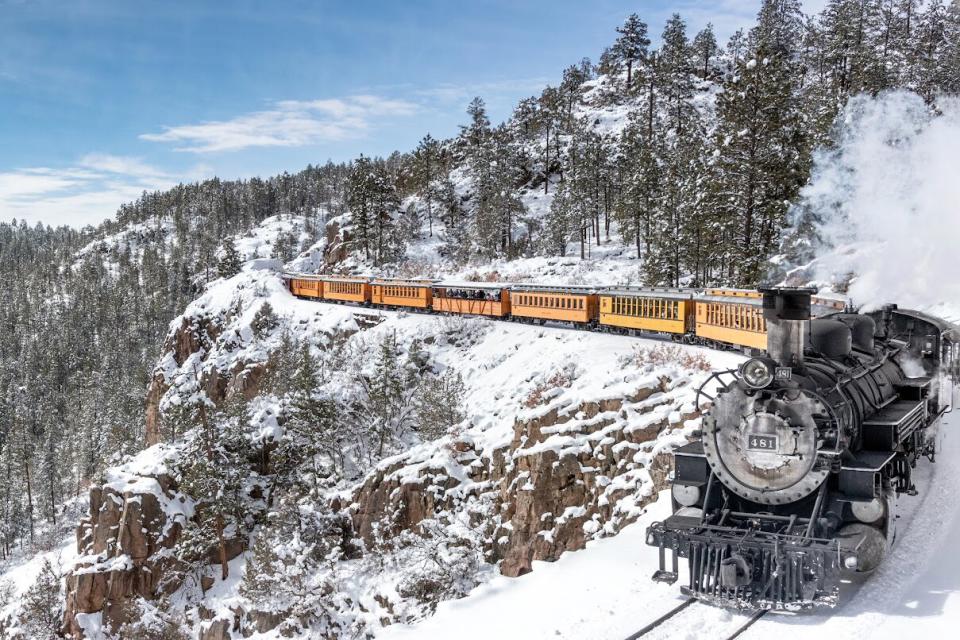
[646,288,959,610]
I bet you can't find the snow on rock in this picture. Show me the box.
[63,443,197,637]
[71,259,745,638]
[378,397,960,640]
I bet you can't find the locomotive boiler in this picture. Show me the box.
[646,287,957,609]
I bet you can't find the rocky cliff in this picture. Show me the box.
[61,268,723,638]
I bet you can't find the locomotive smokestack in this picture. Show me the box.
[760,287,815,367]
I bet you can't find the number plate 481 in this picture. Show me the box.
[747,435,778,451]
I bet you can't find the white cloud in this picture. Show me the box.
[414,78,550,105]
[77,153,169,180]
[140,95,419,153]
[0,155,199,228]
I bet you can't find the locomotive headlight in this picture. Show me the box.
[852,498,885,524]
[740,358,774,389]
[672,483,701,507]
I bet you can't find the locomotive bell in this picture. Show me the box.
[760,287,815,368]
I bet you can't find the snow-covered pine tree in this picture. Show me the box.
[614,113,661,259]
[711,0,810,285]
[347,155,375,260]
[412,134,442,237]
[217,237,243,279]
[614,13,651,91]
[692,23,719,79]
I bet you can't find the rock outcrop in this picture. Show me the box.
[67,267,705,637]
[62,453,195,636]
[349,374,699,580]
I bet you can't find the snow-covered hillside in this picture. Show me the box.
[379,401,960,640]
[51,259,748,638]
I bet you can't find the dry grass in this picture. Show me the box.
[461,270,503,283]
[524,369,574,408]
[627,344,712,372]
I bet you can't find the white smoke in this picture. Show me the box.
[796,92,960,316]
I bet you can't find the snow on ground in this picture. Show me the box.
[0,533,80,636]
[377,395,960,640]
[163,263,741,464]
[233,214,312,262]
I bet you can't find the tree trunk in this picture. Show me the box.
[544,127,550,194]
[216,513,229,580]
[635,211,642,259]
[25,459,34,543]
[199,405,230,580]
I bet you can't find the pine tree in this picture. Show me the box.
[347,155,375,260]
[614,115,660,259]
[711,1,810,284]
[545,182,576,256]
[251,301,278,339]
[413,134,442,236]
[614,13,651,90]
[658,14,696,136]
[281,343,340,476]
[415,369,467,440]
[692,23,719,79]
[217,238,242,279]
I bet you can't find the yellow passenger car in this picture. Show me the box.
[598,288,694,336]
[371,279,434,309]
[286,274,323,299]
[510,285,598,324]
[432,284,511,317]
[695,290,767,350]
[321,275,371,304]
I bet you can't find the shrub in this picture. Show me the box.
[625,344,712,372]
[524,367,575,408]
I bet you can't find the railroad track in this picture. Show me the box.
[623,598,767,640]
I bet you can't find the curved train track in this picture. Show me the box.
[623,598,766,640]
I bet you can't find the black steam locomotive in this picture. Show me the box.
[646,288,959,609]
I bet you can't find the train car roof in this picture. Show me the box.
[602,286,693,300]
[434,281,512,290]
[509,283,602,294]
[696,293,763,305]
[371,278,438,287]
[703,287,762,298]
[319,274,372,282]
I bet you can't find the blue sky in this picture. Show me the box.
[0,0,825,227]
